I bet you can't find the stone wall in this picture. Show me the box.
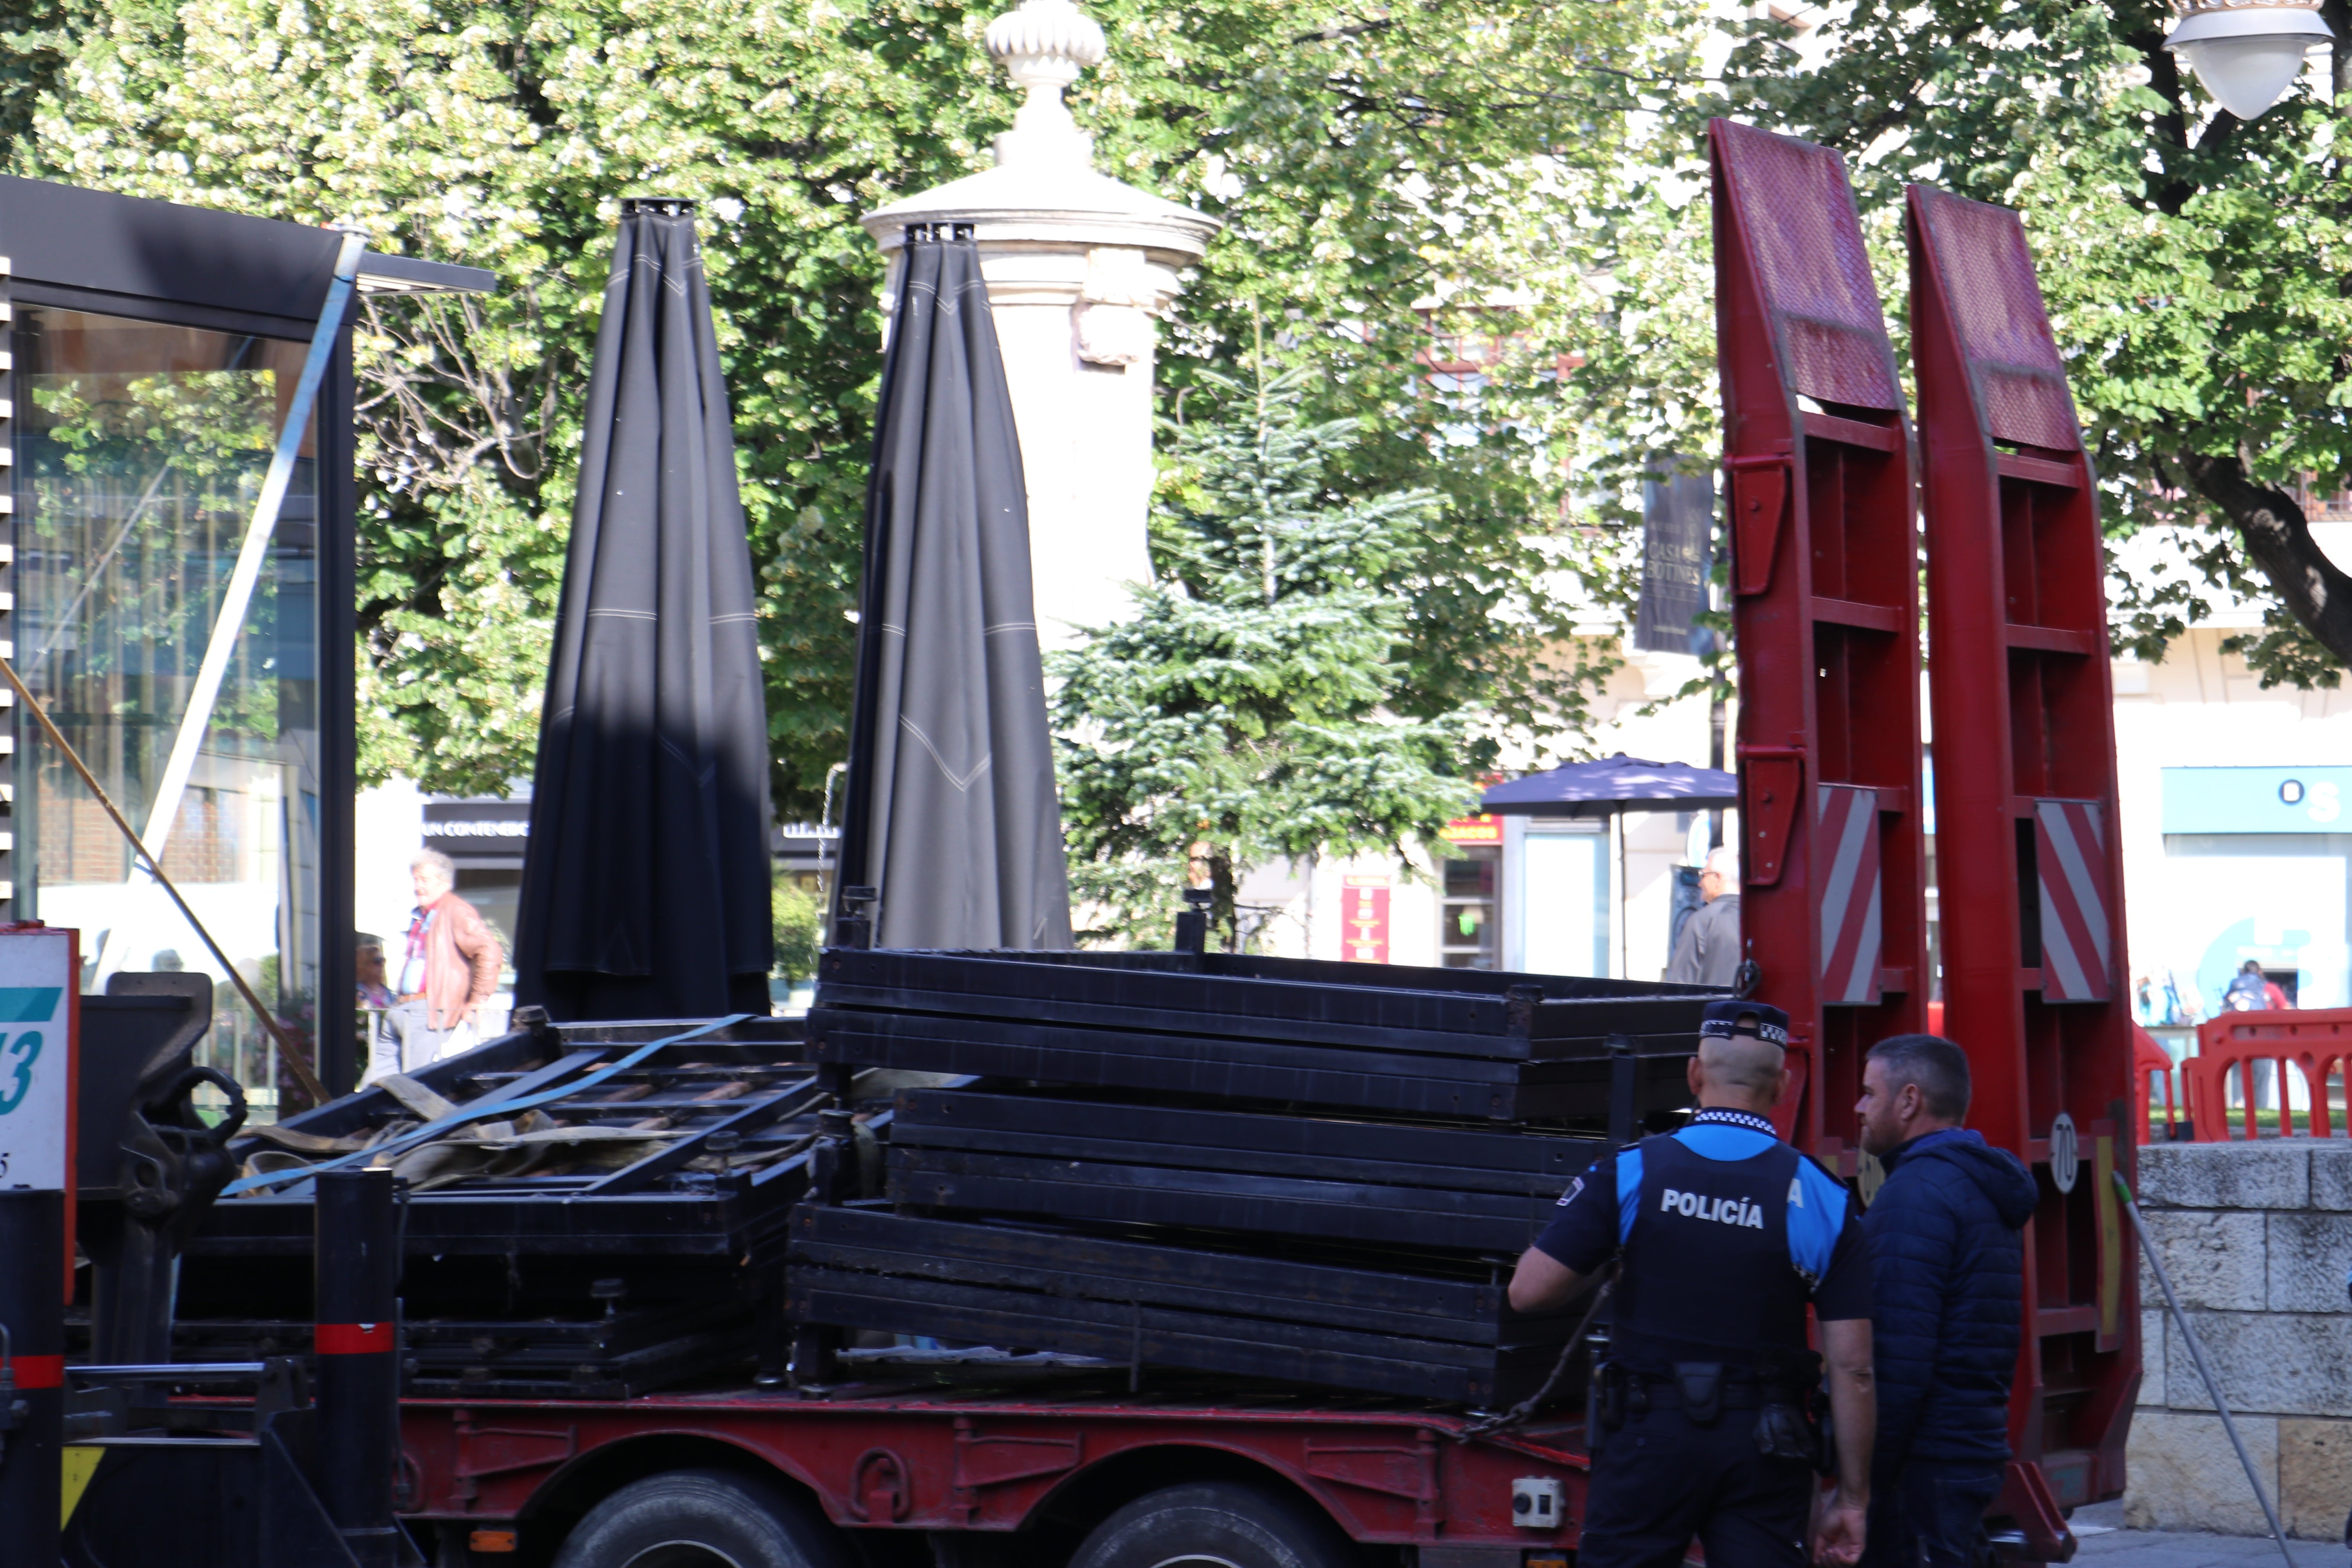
[2127,1141,2352,1537]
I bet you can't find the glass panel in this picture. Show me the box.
[1439,845,1499,970]
[1522,830,1608,977]
[16,306,318,1122]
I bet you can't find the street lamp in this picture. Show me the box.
[2165,0,2333,120]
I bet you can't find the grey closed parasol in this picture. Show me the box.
[513,197,775,1019]
[835,226,1073,949]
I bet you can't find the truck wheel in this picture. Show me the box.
[551,1468,849,1568]
[1068,1481,1355,1568]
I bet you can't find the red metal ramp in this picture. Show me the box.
[1709,119,1931,1153]
[1908,183,2138,1530]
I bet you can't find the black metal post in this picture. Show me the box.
[0,1188,64,1566]
[832,885,877,951]
[1172,887,1212,956]
[1606,1033,1640,1152]
[314,1169,401,1568]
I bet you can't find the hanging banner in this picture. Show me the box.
[1342,876,1391,964]
[1635,459,1715,655]
[0,925,77,1192]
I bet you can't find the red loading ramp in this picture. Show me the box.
[1709,119,1931,1157]
[1908,182,2138,1527]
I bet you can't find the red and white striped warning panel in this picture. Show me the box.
[1817,784,1882,1005]
[2036,799,2112,1002]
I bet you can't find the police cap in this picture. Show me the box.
[1699,999,1790,1047]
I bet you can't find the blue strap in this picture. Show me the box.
[221,1013,759,1196]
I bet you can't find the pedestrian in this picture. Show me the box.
[364,849,503,1085]
[1852,1034,2038,1568]
[1510,1000,1877,1568]
[355,936,395,1009]
[1665,846,1742,987]
[2222,959,2283,1013]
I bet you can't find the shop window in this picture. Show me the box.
[1441,845,1498,969]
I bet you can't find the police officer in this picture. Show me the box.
[1510,1001,1877,1568]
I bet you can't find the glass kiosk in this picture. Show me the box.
[0,175,490,1109]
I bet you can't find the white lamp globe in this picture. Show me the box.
[2165,3,2333,119]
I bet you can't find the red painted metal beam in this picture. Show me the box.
[1908,183,2138,1526]
[394,1397,1588,1548]
[1710,120,1931,1160]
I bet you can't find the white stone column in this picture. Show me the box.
[861,0,1220,650]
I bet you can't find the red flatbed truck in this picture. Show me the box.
[48,126,2137,1568]
[392,1387,1586,1566]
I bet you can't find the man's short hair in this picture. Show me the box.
[1868,1033,1972,1121]
[1702,846,1737,878]
[410,848,457,881]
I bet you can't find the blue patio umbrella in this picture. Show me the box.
[1481,753,1738,818]
[1480,753,1738,977]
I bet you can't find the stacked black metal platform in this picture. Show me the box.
[170,1013,822,1398]
[808,947,1709,1121]
[790,947,1723,1406]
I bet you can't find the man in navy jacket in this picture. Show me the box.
[1854,1034,2039,1568]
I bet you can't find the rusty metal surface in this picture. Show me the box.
[1911,186,2080,452]
[1713,120,1904,412]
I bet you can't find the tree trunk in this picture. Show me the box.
[2180,452,2352,666]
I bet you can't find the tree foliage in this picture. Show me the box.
[14,0,1702,812]
[1054,366,1479,948]
[1554,0,2352,684]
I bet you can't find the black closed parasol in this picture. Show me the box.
[835,225,1072,949]
[513,197,774,1019]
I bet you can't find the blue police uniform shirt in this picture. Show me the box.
[1534,1107,1873,1328]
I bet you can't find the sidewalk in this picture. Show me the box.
[2073,1501,2343,1567]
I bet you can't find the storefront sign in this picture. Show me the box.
[1342,876,1391,964]
[1441,815,1501,845]
[0,926,77,1192]
[2163,767,2352,835]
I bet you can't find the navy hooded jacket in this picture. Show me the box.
[1863,1127,2040,1477]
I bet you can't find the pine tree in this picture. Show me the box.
[1053,365,1481,949]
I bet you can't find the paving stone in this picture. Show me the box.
[2140,1145,2310,1211]
[2279,1417,2352,1539]
[2267,1213,2352,1313]
[2078,1528,2345,1565]
[2126,1410,2280,1536]
[2163,1312,2352,1417]
[2139,1210,2267,1311]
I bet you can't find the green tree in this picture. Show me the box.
[22,0,1705,811]
[771,875,822,985]
[1553,0,2352,685]
[1053,366,1480,949]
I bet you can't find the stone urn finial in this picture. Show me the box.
[984,0,1108,167]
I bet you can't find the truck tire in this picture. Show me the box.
[1067,1480,1356,1568]
[550,1467,850,1568]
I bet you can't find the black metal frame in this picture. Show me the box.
[0,174,484,1098]
[789,1205,1582,1406]
[168,1018,825,1399]
[887,1087,1598,1254]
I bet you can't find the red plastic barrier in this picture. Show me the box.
[2135,1025,2180,1145]
[2184,1010,2352,1140]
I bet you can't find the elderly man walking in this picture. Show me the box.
[1666,846,1742,987]
[366,849,505,1084]
[1853,1034,2038,1568]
